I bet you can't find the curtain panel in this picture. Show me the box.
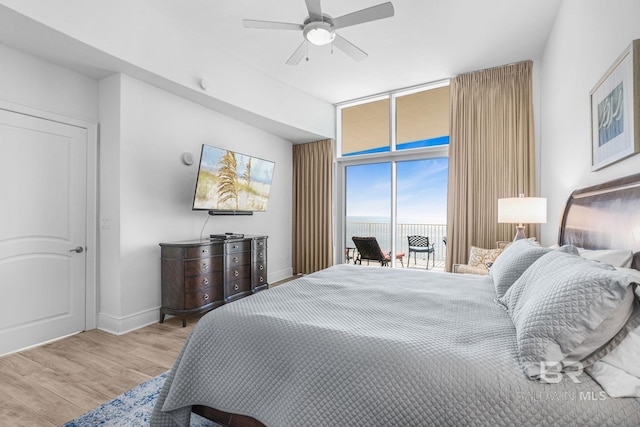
[446,61,536,271]
[292,139,334,274]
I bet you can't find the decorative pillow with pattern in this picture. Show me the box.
[489,238,551,298]
[467,246,503,271]
[498,246,637,380]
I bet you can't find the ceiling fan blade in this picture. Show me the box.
[333,2,395,29]
[305,0,323,21]
[243,19,303,30]
[332,34,367,61]
[286,41,308,65]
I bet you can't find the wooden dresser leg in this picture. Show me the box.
[159,309,165,324]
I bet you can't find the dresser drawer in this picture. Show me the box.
[226,278,251,298]
[252,270,268,287]
[252,259,268,288]
[184,287,223,310]
[184,272,222,292]
[252,238,267,250]
[225,251,250,269]
[225,240,251,254]
[254,261,267,273]
[185,244,222,259]
[185,256,222,276]
[226,263,251,280]
[253,248,267,262]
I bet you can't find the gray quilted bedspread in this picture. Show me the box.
[151,264,640,427]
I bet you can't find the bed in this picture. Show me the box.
[151,173,640,427]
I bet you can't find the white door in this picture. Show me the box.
[0,108,87,355]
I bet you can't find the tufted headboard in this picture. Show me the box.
[558,172,640,269]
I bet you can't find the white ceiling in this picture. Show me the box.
[144,0,563,104]
[0,0,563,141]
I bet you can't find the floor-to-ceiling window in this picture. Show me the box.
[337,81,450,268]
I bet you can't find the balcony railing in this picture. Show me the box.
[346,222,447,263]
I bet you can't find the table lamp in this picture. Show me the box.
[498,194,547,241]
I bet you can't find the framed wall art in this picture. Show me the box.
[590,39,640,171]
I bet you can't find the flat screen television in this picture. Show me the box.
[192,144,275,215]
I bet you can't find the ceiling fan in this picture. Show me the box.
[243,0,394,65]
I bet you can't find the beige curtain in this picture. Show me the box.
[446,61,536,271]
[292,139,334,274]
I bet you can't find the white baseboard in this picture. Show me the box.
[96,269,294,335]
[269,267,293,284]
[97,307,159,335]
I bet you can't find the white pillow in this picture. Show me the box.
[577,248,633,268]
[587,300,640,397]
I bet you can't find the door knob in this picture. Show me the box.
[69,246,84,253]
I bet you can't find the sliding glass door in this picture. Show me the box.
[343,158,448,268]
[345,162,392,266]
[396,158,448,269]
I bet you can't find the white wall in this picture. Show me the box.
[539,0,640,245]
[0,44,98,122]
[99,73,293,333]
[98,74,123,321]
[0,43,294,336]
[0,0,335,142]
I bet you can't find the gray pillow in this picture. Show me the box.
[489,238,552,298]
[499,247,637,380]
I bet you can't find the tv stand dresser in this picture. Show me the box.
[159,235,268,326]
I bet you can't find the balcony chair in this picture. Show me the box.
[407,235,435,269]
[351,236,404,267]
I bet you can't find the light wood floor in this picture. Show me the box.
[0,276,302,426]
[0,277,296,427]
[0,314,200,426]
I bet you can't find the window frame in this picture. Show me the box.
[334,79,451,266]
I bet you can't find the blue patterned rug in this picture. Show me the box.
[63,371,217,426]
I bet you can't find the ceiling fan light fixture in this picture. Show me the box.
[303,21,335,46]
[244,1,395,64]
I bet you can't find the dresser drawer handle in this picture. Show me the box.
[233,284,239,291]
[202,263,208,270]
[202,249,209,254]
[233,257,239,263]
[203,278,209,285]
[259,277,264,283]
[259,265,264,271]
[258,241,264,246]
[232,244,239,250]
[259,253,264,258]
[233,270,239,277]
[203,293,209,301]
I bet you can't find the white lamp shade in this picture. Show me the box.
[498,197,547,224]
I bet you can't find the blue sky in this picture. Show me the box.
[346,158,448,224]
